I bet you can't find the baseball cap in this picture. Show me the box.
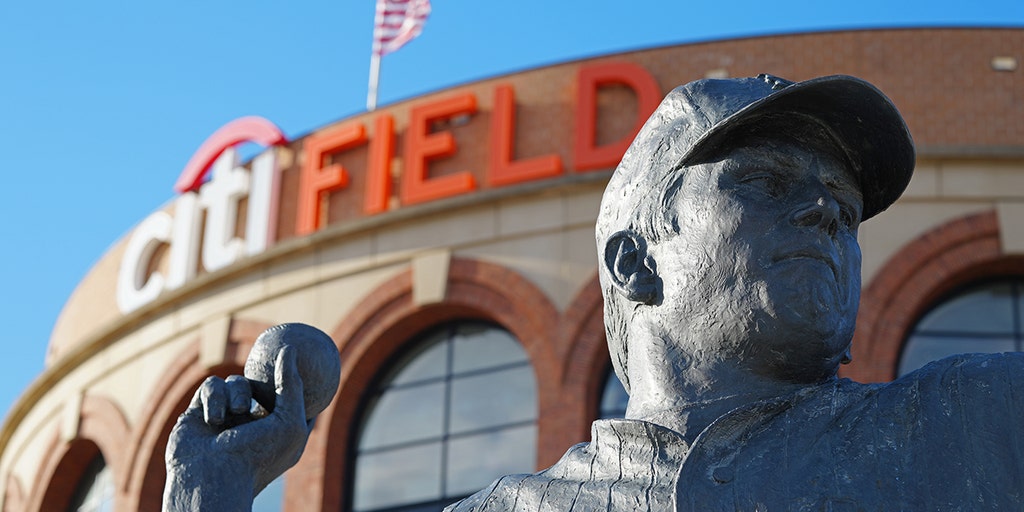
[602,73,915,228]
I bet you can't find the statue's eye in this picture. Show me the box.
[739,171,786,197]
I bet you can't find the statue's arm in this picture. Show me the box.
[162,347,311,512]
[928,352,1024,475]
[962,353,1024,486]
[163,455,255,512]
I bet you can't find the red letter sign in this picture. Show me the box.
[574,62,661,172]
[296,123,368,235]
[402,93,477,206]
[364,114,395,215]
[488,84,563,186]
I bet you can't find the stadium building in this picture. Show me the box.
[2,27,1023,512]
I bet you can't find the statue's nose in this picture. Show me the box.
[791,194,840,237]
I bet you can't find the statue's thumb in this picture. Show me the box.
[273,346,306,422]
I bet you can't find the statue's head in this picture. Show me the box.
[597,74,914,392]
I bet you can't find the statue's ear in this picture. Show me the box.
[604,230,660,305]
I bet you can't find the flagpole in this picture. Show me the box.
[369,0,430,111]
[367,51,381,111]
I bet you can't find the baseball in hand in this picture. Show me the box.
[243,323,341,421]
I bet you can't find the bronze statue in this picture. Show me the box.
[448,74,1024,510]
[164,74,1024,511]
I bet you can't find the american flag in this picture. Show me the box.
[372,0,431,56]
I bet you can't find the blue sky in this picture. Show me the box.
[0,1,1021,422]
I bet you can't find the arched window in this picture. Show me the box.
[599,370,628,419]
[67,454,114,512]
[351,322,537,512]
[899,280,1024,376]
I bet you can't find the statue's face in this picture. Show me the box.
[652,132,862,383]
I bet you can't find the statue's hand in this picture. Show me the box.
[163,347,311,510]
[197,373,254,427]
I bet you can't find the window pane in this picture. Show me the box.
[445,425,537,497]
[449,366,536,434]
[600,372,629,419]
[354,444,442,511]
[452,326,526,373]
[900,335,1016,376]
[390,333,448,386]
[359,382,445,450]
[916,284,1014,334]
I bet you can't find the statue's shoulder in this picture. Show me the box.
[894,351,1024,389]
[442,472,544,512]
[442,441,596,512]
[874,352,1024,421]
[767,353,1024,438]
[444,419,687,512]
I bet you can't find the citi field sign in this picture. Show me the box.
[116,61,663,313]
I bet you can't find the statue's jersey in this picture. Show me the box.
[446,353,1024,511]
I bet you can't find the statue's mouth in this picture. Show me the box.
[773,248,840,283]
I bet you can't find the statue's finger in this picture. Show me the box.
[200,377,228,425]
[225,375,252,415]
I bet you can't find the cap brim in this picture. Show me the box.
[681,75,915,221]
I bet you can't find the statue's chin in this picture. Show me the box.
[742,307,853,384]
[767,268,857,344]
